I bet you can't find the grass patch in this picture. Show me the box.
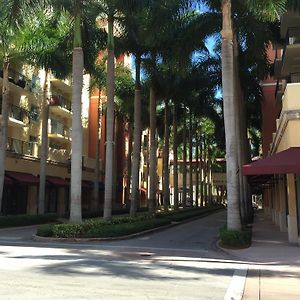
[36,206,223,238]
[219,226,252,248]
[0,214,58,228]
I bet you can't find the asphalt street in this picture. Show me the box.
[0,210,246,300]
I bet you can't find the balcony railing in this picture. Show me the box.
[49,95,72,111]
[49,120,71,139]
[1,69,33,91]
[9,104,31,124]
[0,97,40,123]
[286,27,300,45]
[282,26,300,70]
[48,147,69,163]
[7,137,38,157]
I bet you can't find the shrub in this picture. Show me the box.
[219,226,252,248]
[36,224,54,237]
[0,214,58,228]
[36,206,223,238]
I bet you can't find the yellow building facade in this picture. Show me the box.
[244,11,300,245]
[1,66,101,216]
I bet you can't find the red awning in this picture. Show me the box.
[243,147,300,176]
[6,171,39,185]
[46,176,69,187]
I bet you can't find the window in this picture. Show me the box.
[30,105,39,122]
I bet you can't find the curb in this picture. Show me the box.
[32,208,224,243]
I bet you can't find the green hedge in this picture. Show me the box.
[0,214,58,228]
[156,207,219,222]
[36,206,223,238]
[219,226,252,248]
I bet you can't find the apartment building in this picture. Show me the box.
[0,66,108,216]
[243,11,300,245]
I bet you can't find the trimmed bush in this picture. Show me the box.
[36,206,224,238]
[0,214,58,228]
[219,226,252,248]
[36,224,54,237]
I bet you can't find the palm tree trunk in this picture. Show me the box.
[70,5,84,223]
[38,69,49,215]
[182,110,187,209]
[221,0,241,231]
[207,151,212,206]
[148,83,157,213]
[200,133,204,207]
[130,55,142,217]
[0,60,9,213]
[104,15,115,221]
[233,34,253,223]
[163,100,170,211]
[92,85,102,213]
[125,122,133,207]
[195,129,199,207]
[189,111,193,207]
[203,135,208,206]
[173,105,179,210]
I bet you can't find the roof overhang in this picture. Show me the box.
[6,171,39,185]
[243,147,300,176]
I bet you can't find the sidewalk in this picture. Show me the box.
[224,211,300,299]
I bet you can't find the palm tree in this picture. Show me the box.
[148,81,157,212]
[50,0,105,223]
[98,0,149,220]
[89,61,106,212]
[163,99,170,211]
[19,8,72,215]
[173,104,179,210]
[188,110,193,207]
[201,0,290,231]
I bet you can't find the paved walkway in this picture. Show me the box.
[223,211,300,299]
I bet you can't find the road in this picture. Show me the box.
[0,210,246,300]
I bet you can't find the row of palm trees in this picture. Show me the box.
[1,0,297,229]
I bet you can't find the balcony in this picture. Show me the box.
[48,120,71,142]
[273,48,283,79]
[0,69,32,94]
[7,137,38,157]
[0,99,36,127]
[281,27,300,77]
[270,82,300,153]
[9,104,31,127]
[49,94,72,119]
[275,80,284,103]
[282,82,300,111]
[48,147,69,163]
[50,78,72,95]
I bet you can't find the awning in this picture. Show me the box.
[243,147,300,176]
[46,176,69,187]
[6,171,39,185]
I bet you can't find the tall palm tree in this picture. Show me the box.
[89,61,106,212]
[148,81,157,212]
[19,8,72,215]
[163,99,170,211]
[188,110,193,207]
[173,104,179,210]
[51,0,105,223]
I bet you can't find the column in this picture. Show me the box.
[286,174,298,244]
[27,186,38,215]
